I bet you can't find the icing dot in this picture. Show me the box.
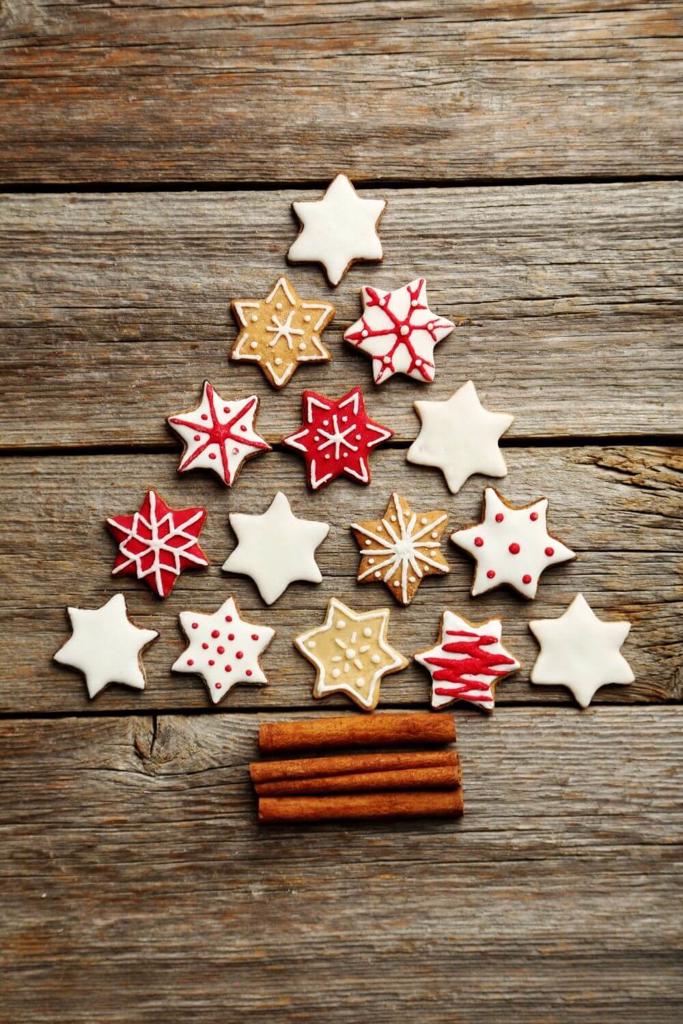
[324,453,331,461]
[474,536,484,547]
[193,434,200,441]
[298,342,306,351]
[545,546,555,557]
[250,314,258,323]
[342,416,348,424]
[361,330,368,338]
[355,434,362,440]
[246,669,252,677]
[223,406,230,414]
[186,659,194,666]
[487,570,496,579]
[399,324,409,336]
[509,543,520,555]
[495,513,504,523]
[249,340,258,349]
[411,299,418,307]
[522,574,532,584]
[275,301,283,311]
[364,539,371,547]
[332,668,341,678]
[374,571,381,578]
[224,664,232,672]
[201,642,208,650]
[368,558,375,565]
[393,580,400,587]
[304,314,312,323]
[250,634,259,641]
[383,356,391,365]
[215,681,222,689]
[421,517,428,525]
[307,640,316,649]
[209,452,217,460]
[201,414,208,421]
[336,619,346,629]
[363,627,373,638]
[225,615,233,622]
[240,424,247,432]
[415,358,422,367]
[217,646,225,654]
[409,575,416,583]
[530,512,539,522]
[274,357,283,366]
[227,633,235,641]
[357,677,365,687]
[211,630,220,638]
[390,515,397,522]
[208,659,215,666]
[313,434,320,441]
[236,651,244,660]
[191,622,199,630]
[371,654,381,664]
[323,419,330,427]
[431,531,438,539]
[345,647,356,658]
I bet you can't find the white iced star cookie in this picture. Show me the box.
[287,174,386,287]
[344,278,454,384]
[529,594,634,708]
[451,487,575,599]
[407,380,513,494]
[54,593,159,700]
[223,491,330,605]
[172,596,274,705]
[295,598,408,712]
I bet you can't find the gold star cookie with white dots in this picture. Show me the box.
[230,276,335,389]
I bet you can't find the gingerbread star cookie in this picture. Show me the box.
[230,277,335,389]
[344,278,454,384]
[415,610,520,713]
[295,598,408,712]
[451,487,575,599]
[107,489,209,599]
[172,595,275,705]
[529,594,634,708]
[54,593,159,700]
[287,174,386,286]
[167,381,270,486]
[351,492,449,606]
[282,386,393,490]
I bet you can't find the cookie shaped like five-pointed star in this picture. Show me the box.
[295,598,408,712]
[230,277,335,388]
[407,380,514,494]
[223,491,330,605]
[54,593,159,699]
[351,492,449,606]
[287,174,386,286]
[529,593,634,708]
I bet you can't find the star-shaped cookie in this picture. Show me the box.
[54,593,159,700]
[295,598,408,712]
[344,278,454,384]
[415,610,520,713]
[451,487,575,599]
[287,174,386,286]
[351,492,449,606]
[230,277,335,389]
[407,380,514,494]
[529,593,634,708]
[172,595,275,705]
[282,386,393,490]
[223,491,330,605]
[167,381,270,486]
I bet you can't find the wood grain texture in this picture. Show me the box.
[2,445,679,713]
[0,1,681,183]
[1,707,681,1023]
[1,181,681,447]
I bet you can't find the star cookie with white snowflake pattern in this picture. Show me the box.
[529,593,634,708]
[230,277,335,389]
[167,381,270,486]
[344,278,454,384]
[172,595,275,705]
[287,174,386,287]
[351,492,449,606]
[54,593,159,700]
[451,487,575,599]
[282,386,393,491]
[295,598,409,712]
[415,610,520,713]
[107,489,209,599]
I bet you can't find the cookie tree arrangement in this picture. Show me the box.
[54,174,635,823]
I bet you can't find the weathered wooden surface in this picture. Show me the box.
[2,445,680,712]
[1,1,682,183]
[1,707,681,1023]
[1,182,682,447]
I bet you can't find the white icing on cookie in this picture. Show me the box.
[54,593,159,700]
[407,380,513,494]
[223,491,330,605]
[529,593,634,708]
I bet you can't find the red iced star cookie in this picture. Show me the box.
[107,489,209,598]
[282,386,393,490]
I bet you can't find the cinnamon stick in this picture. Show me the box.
[259,788,464,823]
[256,764,461,796]
[250,748,458,785]
[258,712,455,755]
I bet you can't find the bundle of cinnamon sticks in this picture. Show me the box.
[252,712,463,824]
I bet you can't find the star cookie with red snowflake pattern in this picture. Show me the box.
[415,610,520,713]
[451,487,575,599]
[172,595,274,705]
[282,386,393,490]
[107,489,209,599]
[167,381,270,486]
[344,278,454,384]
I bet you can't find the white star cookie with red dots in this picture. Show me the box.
[287,174,386,287]
[167,381,270,486]
[451,487,575,599]
[54,594,159,700]
[344,278,454,384]
[172,596,275,705]
[529,594,634,708]
[407,381,513,494]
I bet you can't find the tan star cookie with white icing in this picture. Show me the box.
[230,277,335,389]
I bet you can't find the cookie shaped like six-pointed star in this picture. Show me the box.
[282,386,393,490]
[344,278,454,384]
[295,598,409,712]
[351,492,449,606]
[529,593,634,708]
[287,174,386,286]
[230,277,335,389]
